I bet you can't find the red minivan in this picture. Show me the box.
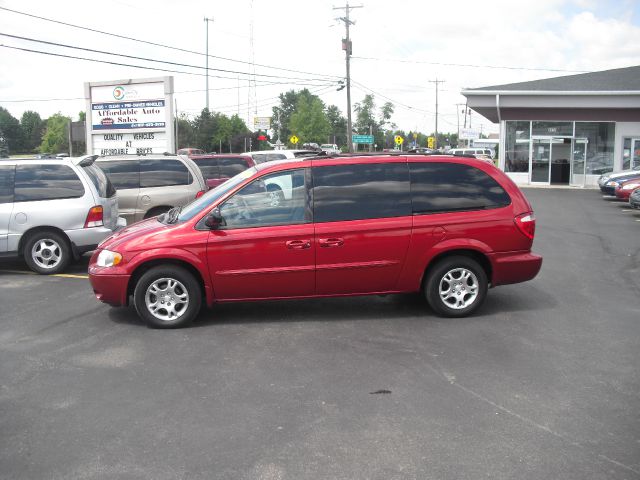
[89,155,542,328]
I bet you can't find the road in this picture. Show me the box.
[1,188,639,479]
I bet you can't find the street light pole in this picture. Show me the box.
[204,17,214,111]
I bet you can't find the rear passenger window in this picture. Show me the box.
[409,162,511,214]
[140,159,190,187]
[312,163,411,222]
[218,157,247,177]
[83,163,116,198]
[0,165,15,203]
[97,160,140,190]
[195,158,220,178]
[14,164,85,202]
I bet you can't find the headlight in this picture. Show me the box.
[622,183,640,190]
[606,180,618,186]
[96,249,122,267]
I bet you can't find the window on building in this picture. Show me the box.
[575,122,615,175]
[14,164,85,202]
[409,162,511,214]
[312,163,411,222]
[505,121,531,173]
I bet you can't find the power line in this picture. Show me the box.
[0,32,336,83]
[352,56,590,73]
[0,6,343,81]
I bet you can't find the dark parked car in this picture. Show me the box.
[190,154,255,190]
[89,154,542,328]
[629,187,640,209]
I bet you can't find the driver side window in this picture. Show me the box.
[219,168,309,229]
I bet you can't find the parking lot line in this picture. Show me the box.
[0,270,88,279]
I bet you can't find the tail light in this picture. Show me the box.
[195,190,205,199]
[514,212,536,240]
[85,206,104,228]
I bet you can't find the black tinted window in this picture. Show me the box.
[218,157,248,177]
[409,162,511,214]
[312,163,411,222]
[0,165,15,203]
[195,158,220,179]
[97,160,140,190]
[15,164,85,202]
[140,159,190,188]
[83,163,116,198]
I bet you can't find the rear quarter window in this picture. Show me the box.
[14,164,85,202]
[96,160,140,190]
[83,163,116,198]
[218,157,248,177]
[140,159,191,187]
[0,165,15,203]
[409,162,511,214]
[194,158,220,178]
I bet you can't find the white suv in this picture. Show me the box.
[0,155,125,274]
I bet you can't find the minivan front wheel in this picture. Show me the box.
[425,256,488,317]
[24,231,71,274]
[133,265,202,328]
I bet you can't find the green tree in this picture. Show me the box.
[0,107,22,153]
[325,105,347,147]
[40,113,70,154]
[289,95,330,145]
[227,114,250,153]
[78,111,86,122]
[272,89,322,143]
[192,108,220,152]
[176,113,196,150]
[354,95,396,150]
[20,111,45,153]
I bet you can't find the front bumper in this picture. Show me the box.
[88,253,131,306]
[600,185,616,195]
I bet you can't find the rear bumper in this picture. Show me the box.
[490,251,543,287]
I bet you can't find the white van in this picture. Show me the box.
[450,148,494,159]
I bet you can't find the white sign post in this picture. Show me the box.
[85,77,175,156]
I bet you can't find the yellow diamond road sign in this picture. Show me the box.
[289,135,299,145]
[394,135,404,145]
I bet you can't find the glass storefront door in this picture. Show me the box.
[623,138,640,170]
[531,138,551,183]
[570,138,587,186]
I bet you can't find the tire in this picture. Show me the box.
[425,256,488,318]
[23,230,71,275]
[144,206,171,219]
[133,265,202,328]
[266,184,285,207]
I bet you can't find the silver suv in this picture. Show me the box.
[0,155,124,274]
[95,154,206,224]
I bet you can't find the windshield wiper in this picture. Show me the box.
[166,206,183,224]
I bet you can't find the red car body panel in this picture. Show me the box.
[614,177,640,200]
[88,155,542,308]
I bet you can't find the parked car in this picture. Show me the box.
[629,187,640,209]
[614,176,640,201]
[449,148,494,159]
[598,165,640,194]
[600,169,640,195]
[177,148,205,156]
[407,148,436,154]
[95,154,206,225]
[0,155,124,274]
[89,154,542,328]
[190,154,255,190]
[242,149,320,164]
[320,144,341,155]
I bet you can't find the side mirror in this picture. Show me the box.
[205,208,224,229]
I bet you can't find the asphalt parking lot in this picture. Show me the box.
[1,188,639,480]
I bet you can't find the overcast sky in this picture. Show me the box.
[1,0,639,138]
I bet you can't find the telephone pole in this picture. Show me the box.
[204,17,214,111]
[334,2,362,153]
[428,79,444,150]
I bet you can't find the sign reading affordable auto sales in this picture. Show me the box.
[85,77,175,155]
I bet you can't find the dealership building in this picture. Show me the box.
[462,66,640,186]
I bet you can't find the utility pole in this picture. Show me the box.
[204,17,214,111]
[428,79,444,150]
[455,103,465,147]
[334,2,362,153]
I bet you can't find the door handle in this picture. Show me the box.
[286,239,311,249]
[319,237,344,247]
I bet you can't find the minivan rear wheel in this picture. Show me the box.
[133,265,202,328]
[425,256,487,317]
[23,230,71,274]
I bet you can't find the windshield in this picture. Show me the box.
[177,167,257,222]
